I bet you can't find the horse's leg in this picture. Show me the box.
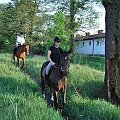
[13,55,15,64]
[50,88,54,102]
[54,90,59,110]
[21,58,25,68]
[41,76,46,98]
[61,87,67,108]
[17,57,20,67]
[12,48,16,64]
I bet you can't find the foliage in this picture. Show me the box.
[0,3,15,38]
[0,0,47,51]
[47,11,71,50]
[31,44,47,55]
[41,0,99,52]
[0,0,101,53]
[41,0,99,30]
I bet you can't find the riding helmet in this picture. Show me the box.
[54,37,61,42]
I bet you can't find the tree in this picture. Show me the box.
[41,0,99,52]
[13,0,39,45]
[46,11,71,50]
[102,0,120,104]
[0,3,17,52]
[0,0,45,48]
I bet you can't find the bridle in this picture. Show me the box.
[60,53,70,76]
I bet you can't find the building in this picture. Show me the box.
[74,30,105,55]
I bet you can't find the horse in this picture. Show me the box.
[41,50,71,110]
[13,44,29,68]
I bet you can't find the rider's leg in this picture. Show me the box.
[46,62,52,75]
[45,62,52,85]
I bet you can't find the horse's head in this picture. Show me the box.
[22,44,29,55]
[60,50,71,76]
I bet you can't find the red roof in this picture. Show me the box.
[75,33,105,41]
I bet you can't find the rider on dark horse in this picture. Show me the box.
[45,37,63,82]
[13,32,25,54]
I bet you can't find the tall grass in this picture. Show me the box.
[0,54,64,120]
[1,54,120,120]
[24,54,120,120]
[72,53,105,71]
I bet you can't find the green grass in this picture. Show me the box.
[0,54,64,120]
[25,54,120,120]
[72,53,105,71]
[1,53,120,120]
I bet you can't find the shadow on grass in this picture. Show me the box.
[79,80,104,99]
[68,80,104,100]
[62,96,120,120]
[0,76,38,96]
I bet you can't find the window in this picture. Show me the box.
[89,41,91,46]
[97,41,99,46]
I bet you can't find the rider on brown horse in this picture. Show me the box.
[13,32,25,54]
[13,32,29,68]
[45,37,63,82]
[41,49,71,109]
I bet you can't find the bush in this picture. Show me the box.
[31,44,47,55]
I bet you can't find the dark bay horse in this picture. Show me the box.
[41,50,71,109]
[13,44,29,68]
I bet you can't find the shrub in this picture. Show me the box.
[31,44,47,55]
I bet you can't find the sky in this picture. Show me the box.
[92,3,105,33]
[0,0,11,3]
[0,0,105,35]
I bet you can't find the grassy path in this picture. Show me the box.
[1,54,120,120]
[0,54,64,120]
[25,55,120,120]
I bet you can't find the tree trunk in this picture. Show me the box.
[69,0,75,53]
[103,0,120,104]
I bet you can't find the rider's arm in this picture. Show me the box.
[48,50,55,65]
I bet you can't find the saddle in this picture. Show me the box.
[42,64,63,84]
[13,44,21,54]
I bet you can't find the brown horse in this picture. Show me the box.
[13,44,29,68]
[41,50,71,109]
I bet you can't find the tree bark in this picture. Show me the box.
[103,0,120,104]
[69,0,75,53]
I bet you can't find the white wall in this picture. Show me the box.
[93,38,105,55]
[75,38,105,55]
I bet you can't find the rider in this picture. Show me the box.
[16,32,25,47]
[45,37,63,78]
[14,32,25,54]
